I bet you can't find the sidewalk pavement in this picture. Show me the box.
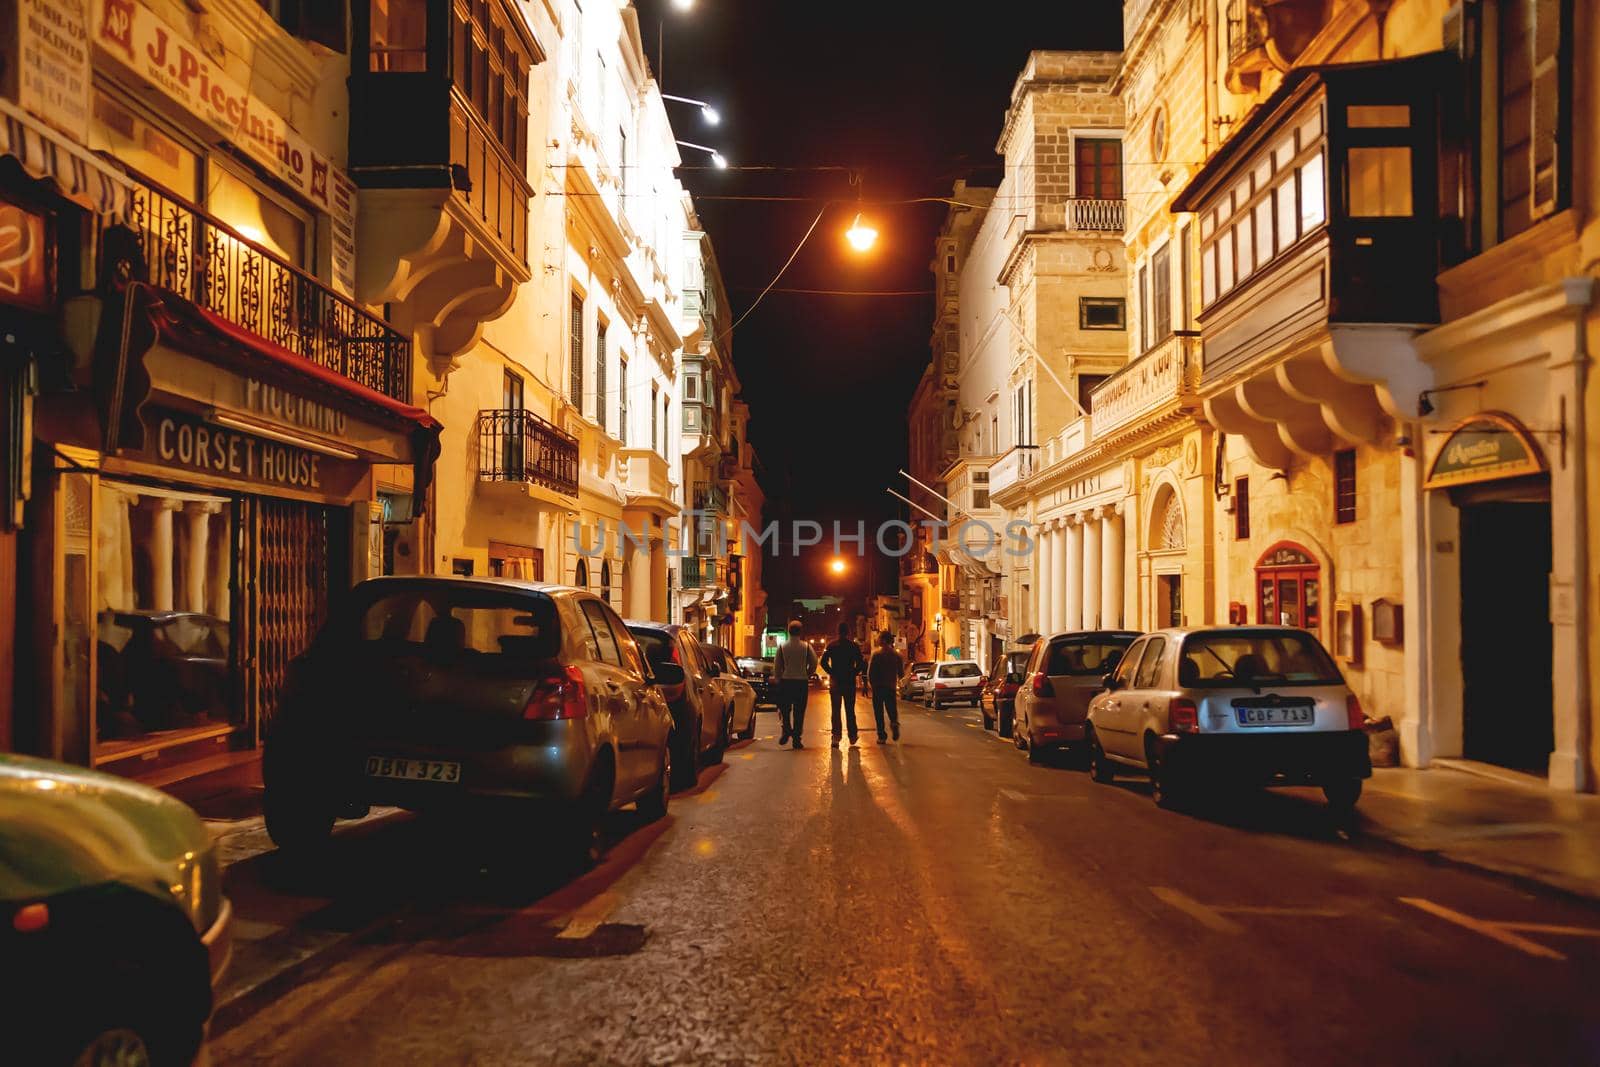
[1354,765,1600,903]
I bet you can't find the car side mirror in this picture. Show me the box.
[651,662,686,687]
[1102,673,1121,692]
[706,662,721,677]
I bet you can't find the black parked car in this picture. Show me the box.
[264,578,681,863]
[735,657,777,707]
[625,622,732,789]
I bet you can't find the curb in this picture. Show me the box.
[1350,819,1600,911]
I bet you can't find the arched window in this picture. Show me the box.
[1255,542,1320,632]
[600,561,612,605]
[1149,484,1185,550]
[575,558,588,589]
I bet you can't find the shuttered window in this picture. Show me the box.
[569,293,583,406]
[595,320,608,431]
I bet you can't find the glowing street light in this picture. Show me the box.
[663,93,720,125]
[829,558,847,575]
[845,212,878,253]
[671,0,694,9]
[677,140,728,169]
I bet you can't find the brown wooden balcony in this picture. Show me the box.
[125,176,410,401]
[693,481,728,515]
[478,409,579,497]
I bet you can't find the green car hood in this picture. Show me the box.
[0,755,211,903]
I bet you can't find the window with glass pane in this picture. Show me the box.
[1276,172,1298,252]
[1253,198,1274,265]
[1074,138,1122,199]
[1236,211,1254,279]
[618,358,629,446]
[1202,244,1216,305]
[1150,244,1171,342]
[1347,146,1413,217]
[1299,151,1326,231]
[1217,228,1234,294]
[371,0,427,71]
[209,166,307,266]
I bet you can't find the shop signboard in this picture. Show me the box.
[1423,412,1545,490]
[92,0,358,296]
[119,406,369,502]
[0,195,51,310]
[3,0,92,140]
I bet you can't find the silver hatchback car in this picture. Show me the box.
[1085,627,1370,810]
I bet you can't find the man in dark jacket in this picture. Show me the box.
[820,624,866,747]
[867,631,905,743]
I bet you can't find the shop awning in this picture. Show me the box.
[0,99,130,217]
[101,285,442,512]
[935,542,1002,578]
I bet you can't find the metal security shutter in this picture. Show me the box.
[245,498,344,738]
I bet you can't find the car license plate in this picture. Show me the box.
[365,756,461,783]
[1235,705,1313,727]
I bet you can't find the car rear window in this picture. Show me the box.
[628,627,674,664]
[1179,632,1343,688]
[349,587,559,662]
[1045,636,1135,676]
[940,663,982,678]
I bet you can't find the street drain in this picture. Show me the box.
[529,923,649,958]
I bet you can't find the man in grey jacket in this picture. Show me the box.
[774,621,817,748]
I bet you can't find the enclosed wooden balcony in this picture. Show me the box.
[348,0,542,370]
[1172,54,1453,469]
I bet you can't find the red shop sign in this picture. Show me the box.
[0,198,51,311]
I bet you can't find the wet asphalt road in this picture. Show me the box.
[210,690,1600,1066]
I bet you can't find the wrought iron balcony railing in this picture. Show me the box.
[941,592,962,612]
[125,175,410,401]
[478,408,580,496]
[693,481,728,515]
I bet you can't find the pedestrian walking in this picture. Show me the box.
[773,621,816,748]
[867,630,905,742]
[820,624,866,747]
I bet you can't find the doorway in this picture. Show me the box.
[1459,499,1552,774]
[1156,573,1182,628]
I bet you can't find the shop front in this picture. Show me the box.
[30,282,438,783]
[1413,278,1596,791]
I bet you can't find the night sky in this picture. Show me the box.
[640,1,1123,617]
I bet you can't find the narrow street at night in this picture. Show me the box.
[205,693,1600,1066]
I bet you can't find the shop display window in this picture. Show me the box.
[95,482,239,751]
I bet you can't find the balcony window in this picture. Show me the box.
[1198,101,1329,311]
[370,0,427,71]
[209,164,307,268]
[1347,147,1413,217]
[1151,243,1172,344]
[1075,138,1122,199]
[1298,151,1326,231]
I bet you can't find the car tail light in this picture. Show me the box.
[935,682,949,690]
[523,665,589,720]
[1030,671,1054,697]
[1170,698,1199,734]
[1347,694,1366,731]
[12,902,47,933]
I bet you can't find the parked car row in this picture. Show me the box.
[989,626,1371,813]
[263,577,769,866]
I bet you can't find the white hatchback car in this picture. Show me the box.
[928,660,984,710]
[1085,627,1370,811]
